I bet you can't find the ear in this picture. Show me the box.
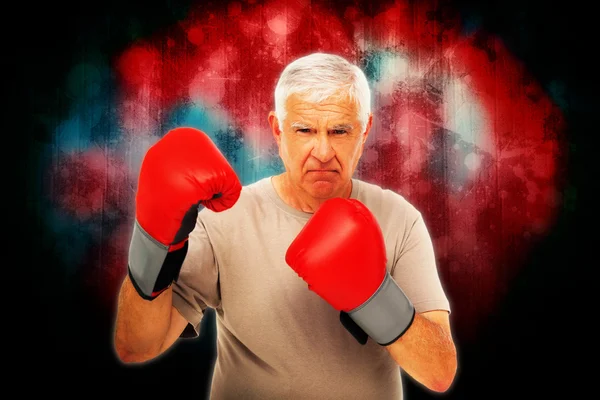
[268,111,282,145]
[357,113,373,160]
[362,113,373,145]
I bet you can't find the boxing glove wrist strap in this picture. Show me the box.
[128,220,187,300]
[348,272,415,346]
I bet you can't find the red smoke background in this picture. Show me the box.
[49,0,567,345]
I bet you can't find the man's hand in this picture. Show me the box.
[128,127,242,300]
[285,198,414,345]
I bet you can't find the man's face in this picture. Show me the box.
[269,92,372,199]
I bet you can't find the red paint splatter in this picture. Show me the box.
[358,25,567,340]
[56,0,567,342]
[50,148,131,220]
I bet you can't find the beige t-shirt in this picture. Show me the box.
[172,176,450,400]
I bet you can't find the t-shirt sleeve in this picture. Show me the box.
[172,213,221,337]
[391,211,451,314]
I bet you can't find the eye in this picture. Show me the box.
[296,128,312,133]
[331,129,347,135]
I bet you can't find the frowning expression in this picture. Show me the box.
[269,92,372,199]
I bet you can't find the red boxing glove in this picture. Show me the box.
[128,127,241,300]
[286,198,415,345]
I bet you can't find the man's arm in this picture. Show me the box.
[385,310,457,393]
[113,275,189,363]
[114,127,240,363]
[285,199,457,392]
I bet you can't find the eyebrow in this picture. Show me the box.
[290,122,354,131]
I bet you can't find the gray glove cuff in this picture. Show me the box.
[348,272,415,346]
[128,220,169,299]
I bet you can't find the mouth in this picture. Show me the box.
[306,170,339,180]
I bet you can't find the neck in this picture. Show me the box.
[273,172,352,214]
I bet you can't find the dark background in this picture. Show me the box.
[15,0,588,397]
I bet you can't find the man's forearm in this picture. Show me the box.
[113,275,174,363]
[385,312,457,393]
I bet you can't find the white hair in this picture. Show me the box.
[274,53,371,132]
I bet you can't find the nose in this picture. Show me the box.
[310,133,336,163]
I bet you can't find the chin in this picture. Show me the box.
[306,181,340,199]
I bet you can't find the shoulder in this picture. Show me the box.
[198,176,272,222]
[355,178,423,225]
[236,176,273,208]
